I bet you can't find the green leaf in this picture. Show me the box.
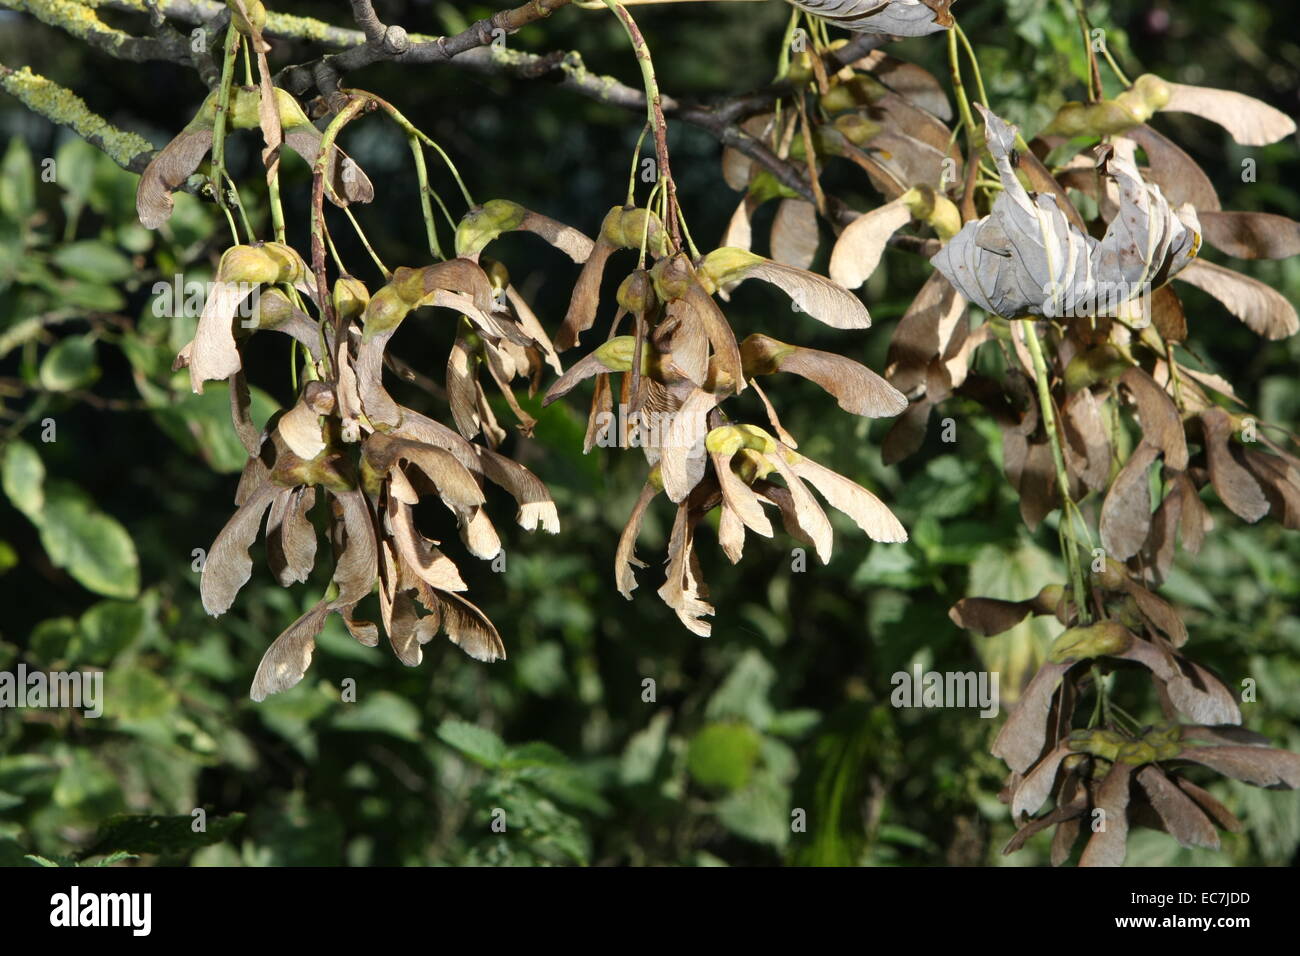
[767,709,821,739]
[54,138,98,201]
[897,455,991,521]
[0,318,43,361]
[436,719,506,768]
[620,711,671,786]
[79,600,146,664]
[115,223,153,254]
[104,668,176,722]
[331,692,422,742]
[687,722,763,792]
[502,741,570,769]
[51,241,133,284]
[14,255,56,289]
[0,219,22,283]
[88,152,138,222]
[58,278,125,312]
[1,439,45,519]
[153,383,280,473]
[256,683,331,762]
[705,650,776,729]
[714,771,791,849]
[156,188,212,249]
[38,334,100,391]
[0,754,60,796]
[0,840,32,866]
[29,617,79,665]
[852,540,926,589]
[36,481,140,598]
[522,767,612,816]
[515,641,567,696]
[0,138,35,223]
[52,750,120,812]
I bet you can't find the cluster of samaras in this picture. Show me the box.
[140,163,912,701]
[712,26,1300,863]
[126,10,952,703]
[529,200,911,637]
[173,242,564,702]
[945,90,1300,866]
[130,0,1300,865]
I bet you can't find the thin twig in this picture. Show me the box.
[602,0,680,247]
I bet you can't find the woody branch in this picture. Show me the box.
[1,1,903,234]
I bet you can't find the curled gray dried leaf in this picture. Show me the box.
[787,0,954,36]
[932,106,1199,319]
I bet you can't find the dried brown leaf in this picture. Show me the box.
[266,485,316,587]
[615,481,657,599]
[741,333,906,418]
[1199,211,1300,260]
[656,494,716,636]
[1181,745,1300,788]
[1202,407,1269,522]
[1123,125,1220,211]
[1100,442,1160,559]
[1121,368,1188,470]
[1151,284,1188,343]
[1061,387,1112,493]
[1177,260,1300,340]
[556,236,616,352]
[787,448,907,543]
[856,51,952,120]
[331,489,378,607]
[249,599,332,702]
[1137,766,1220,849]
[992,661,1071,774]
[1079,762,1134,867]
[882,397,932,465]
[518,210,595,263]
[788,0,953,35]
[1162,82,1298,146]
[282,127,375,206]
[201,481,279,616]
[136,126,213,229]
[700,249,871,329]
[436,590,507,662]
[829,197,913,290]
[770,198,820,270]
[1012,742,1072,818]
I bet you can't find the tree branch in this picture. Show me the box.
[0,60,156,172]
[435,36,890,227]
[5,2,917,241]
[0,0,195,63]
[348,0,573,66]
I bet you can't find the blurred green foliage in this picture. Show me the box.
[0,0,1298,866]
